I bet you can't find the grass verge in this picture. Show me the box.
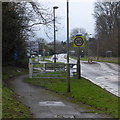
[2,87,30,118]
[70,56,119,64]
[2,66,31,118]
[24,75,119,118]
[2,66,28,80]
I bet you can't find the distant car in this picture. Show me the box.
[31,55,35,58]
[38,54,42,57]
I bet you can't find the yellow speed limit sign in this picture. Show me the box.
[73,35,85,47]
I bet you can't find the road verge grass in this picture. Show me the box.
[2,66,31,118]
[24,75,119,118]
[70,56,119,64]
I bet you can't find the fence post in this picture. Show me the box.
[29,58,33,78]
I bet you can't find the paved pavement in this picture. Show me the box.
[8,75,111,118]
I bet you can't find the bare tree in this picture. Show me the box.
[70,28,87,42]
[94,1,120,57]
[2,1,54,65]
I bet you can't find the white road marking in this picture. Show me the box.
[39,101,65,106]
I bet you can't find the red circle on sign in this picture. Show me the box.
[74,37,84,46]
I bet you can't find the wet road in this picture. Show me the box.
[50,54,119,97]
[8,75,111,118]
[81,62,119,97]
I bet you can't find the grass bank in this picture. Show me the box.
[2,87,30,118]
[3,66,28,80]
[2,66,31,118]
[24,75,119,118]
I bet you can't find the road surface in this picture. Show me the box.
[50,54,119,97]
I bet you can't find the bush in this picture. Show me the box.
[3,58,29,69]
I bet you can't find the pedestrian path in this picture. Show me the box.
[8,75,111,118]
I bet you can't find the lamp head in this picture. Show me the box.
[53,6,59,9]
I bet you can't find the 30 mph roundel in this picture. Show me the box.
[74,37,84,47]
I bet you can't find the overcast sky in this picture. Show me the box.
[35,0,96,42]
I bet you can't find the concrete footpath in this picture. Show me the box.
[8,75,112,119]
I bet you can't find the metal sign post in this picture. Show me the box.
[77,47,81,79]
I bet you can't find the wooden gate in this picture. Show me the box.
[29,59,66,79]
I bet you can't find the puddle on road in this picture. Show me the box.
[39,101,65,106]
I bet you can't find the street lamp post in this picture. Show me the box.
[53,6,59,63]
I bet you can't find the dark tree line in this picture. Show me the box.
[93,1,120,57]
[65,1,119,59]
[2,2,53,67]
[2,2,27,65]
